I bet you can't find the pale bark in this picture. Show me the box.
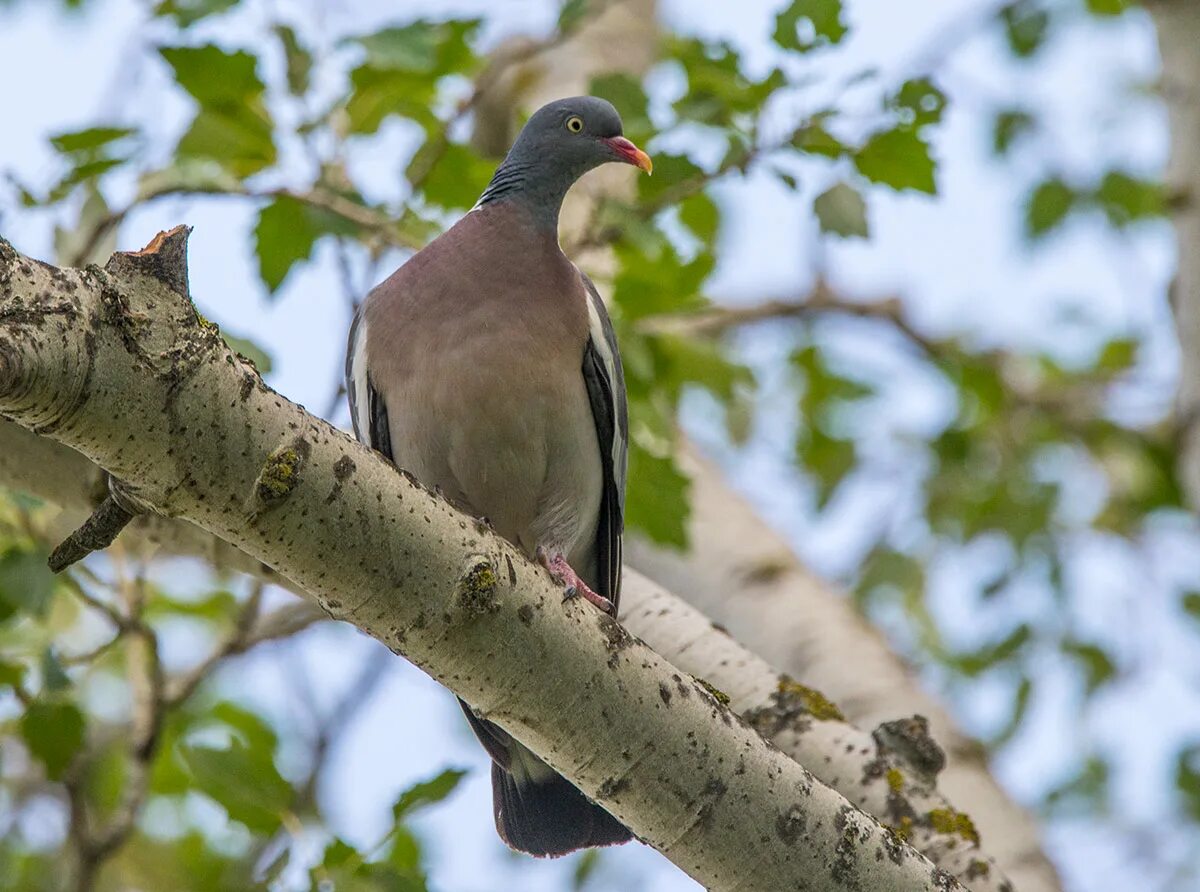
[1150,0,1200,510]
[0,230,966,891]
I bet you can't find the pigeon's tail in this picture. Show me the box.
[458,698,632,857]
[491,761,632,857]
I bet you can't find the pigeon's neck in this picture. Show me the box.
[474,157,577,232]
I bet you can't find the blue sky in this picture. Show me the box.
[2,1,1196,890]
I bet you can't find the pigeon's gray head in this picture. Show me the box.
[476,96,652,227]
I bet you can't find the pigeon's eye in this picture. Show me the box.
[565,115,584,133]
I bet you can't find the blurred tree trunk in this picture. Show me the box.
[1149,0,1200,510]
[486,2,1060,890]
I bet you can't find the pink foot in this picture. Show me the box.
[536,547,615,615]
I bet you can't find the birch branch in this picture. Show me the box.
[0,360,1013,889]
[0,229,964,891]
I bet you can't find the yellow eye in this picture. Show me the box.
[565,115,584,133]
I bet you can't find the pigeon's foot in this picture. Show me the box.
[536,547,615,615]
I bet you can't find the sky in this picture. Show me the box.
[1,1,1195,890]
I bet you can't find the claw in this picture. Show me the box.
[536,547,615,615]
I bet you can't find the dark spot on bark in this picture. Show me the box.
[673,674,691,699]
[658,683,672,706]
[775,804,806,845]
[596,775,630,799]
[517,604,534,626]
[831,805,868,890]
[506,555,517,587]
[872,715,946,782]
[930,867,959,891]
[597,614,634,669]
[693,778,727,831]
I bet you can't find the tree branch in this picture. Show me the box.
[0,230,966,891]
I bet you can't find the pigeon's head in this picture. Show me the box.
[510,96,653,176]
[476,96,652,224]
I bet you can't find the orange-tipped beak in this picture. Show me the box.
[605,136,653,174]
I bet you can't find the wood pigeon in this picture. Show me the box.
[345,96,651,857]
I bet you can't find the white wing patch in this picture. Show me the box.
[585,294,623,479]
[347,309,373,446]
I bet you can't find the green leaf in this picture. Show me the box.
[652,335,753,404]
[989,675,1032,749]
[1085,0,1128,16]
[254,195,356,293]
[341,19,478,135]
[1182,592,1200,623]
[1062,640,1116,694]
[411,143,494,210]
[1095,338,1137,374]
[613,240,711,320]
[154,0,236,27]
[678,192,720,243]
[626,441,690,547]
[668,39,786,125]
[1177,744,1200,822]
[558,0,590,31]
[854,128,936,194]
[352,20,479,73]
[392,768,468,820]
[992,109,1035,155]
[813,181,869,238]
[344,65,436,135]
[180,740,292,833]
[1045,755,1109,815]
[892,78,946,128]
[49,126,136,156]
[160,45,266,107]
[792,121,848,159]
[145,588,240,621]
[637,152,703,206]
[41,648,71,692]
[21,701,85,780]
[1001,1,1050,58]
[209,701,279,756]
[160,46,276,177]
[773,0,848,52]
[0,657,26,690]
[1025,178,1076,238]
[572,849,602,889]
[274,25,312,96]
[1094,171,1164,227]
[856,548,924,607]
[946,624,1032,677]
[0,546,56,621]
[797,428,855,508]
[176,108,276,178]
[591,73,652,145]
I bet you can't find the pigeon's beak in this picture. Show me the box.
[604,136,653,175]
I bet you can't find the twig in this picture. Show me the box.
[48,494,136,573]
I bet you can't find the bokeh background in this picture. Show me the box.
[1,1,1197,890]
